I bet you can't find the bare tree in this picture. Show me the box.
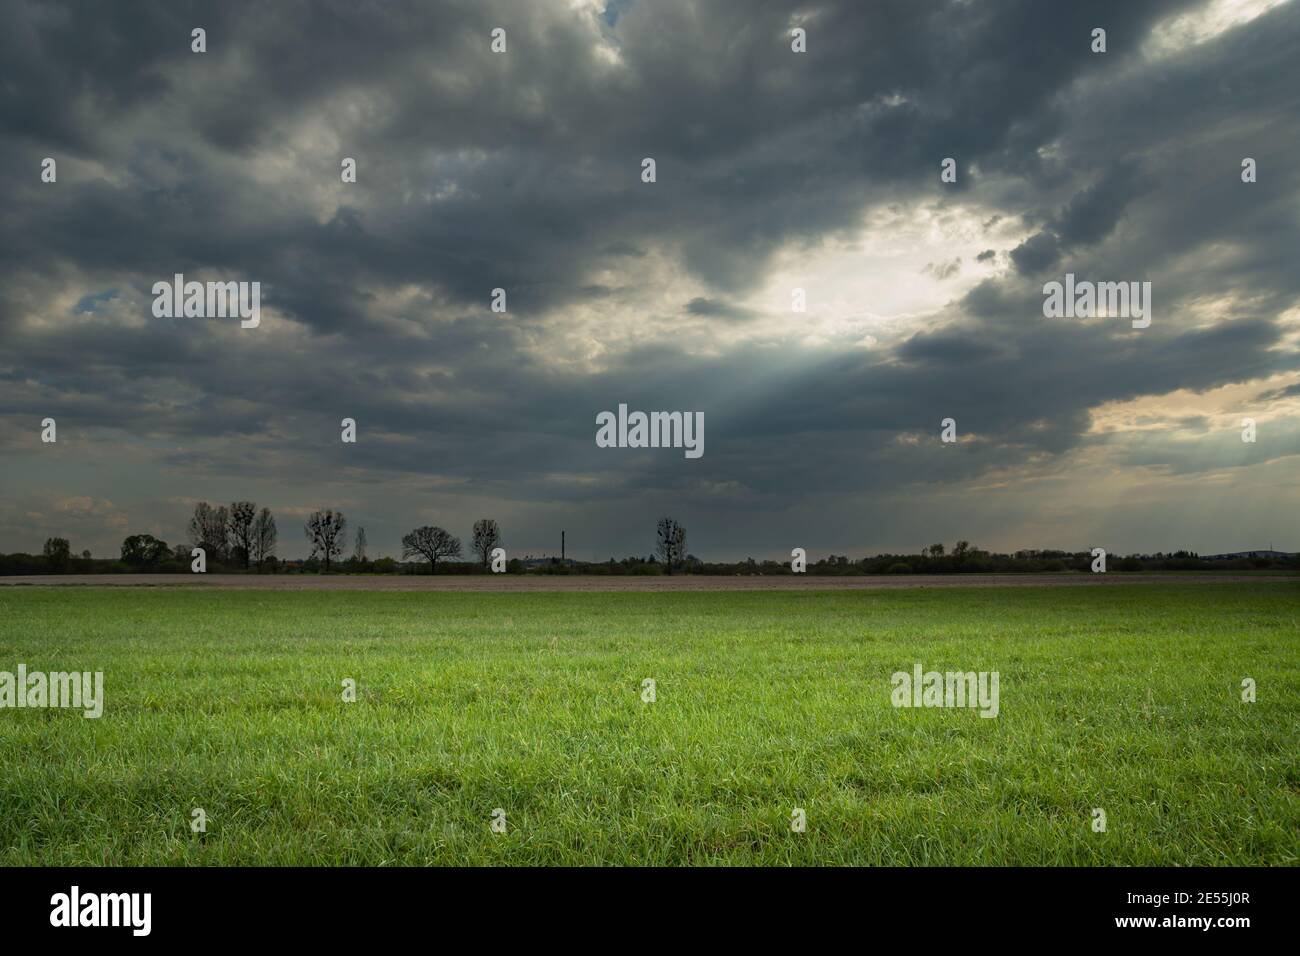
[186,504,206,553]
[252,508,277,570]
[401,525,461,573]
[472,518,501,570]
[188,502,229,563]
[43,536,71,571]
[353,526,367,563]
[655,517,687,575]
[229,501,256,569]
[305,509,347,573]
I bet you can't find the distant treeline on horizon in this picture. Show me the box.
[6,501,1296,576]
[3,540,1296,577]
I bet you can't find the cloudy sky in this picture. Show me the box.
[2,0,1298,561]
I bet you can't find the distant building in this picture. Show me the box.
[1201,550,1294,560]
[519,555,578,569]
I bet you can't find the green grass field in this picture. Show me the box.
[1,582,1296,865]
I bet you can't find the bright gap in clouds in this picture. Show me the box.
[1144,0,1291,57]
[528,198,1024,367]
[750,201,1026,349]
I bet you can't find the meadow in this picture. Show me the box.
[0,581,1296,865]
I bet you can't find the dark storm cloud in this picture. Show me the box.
[685,297,762,322]
[2,0,1298,557]
[1257,384,1300,402]
[0,0,1201,324]
[1009,231,1061,274]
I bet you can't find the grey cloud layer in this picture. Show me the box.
[1,0,1297,557]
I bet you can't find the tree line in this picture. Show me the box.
[186,501,279,569]
[3,512,1295,575]
[170,504,507,574]
[3,508,665,575]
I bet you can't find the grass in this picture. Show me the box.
[0,582,1296,865]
